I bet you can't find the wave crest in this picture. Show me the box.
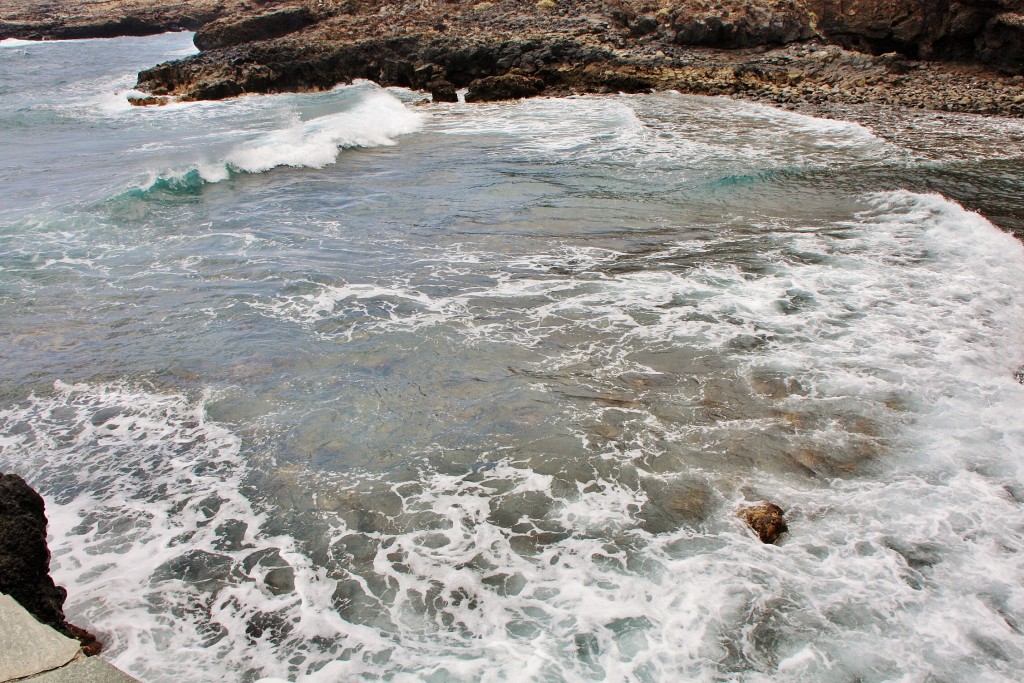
[135,90,424,195]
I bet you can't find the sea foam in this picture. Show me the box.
[137,90,424,192]
[5,41,1024,680]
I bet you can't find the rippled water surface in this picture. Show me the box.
[2,33,1024,682]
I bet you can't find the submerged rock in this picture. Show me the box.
[639,477,715,534]
[0,473,102,655]
[127,94,172,107]
[739,502,788,544]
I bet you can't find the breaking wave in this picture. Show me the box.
[130,90,424,196]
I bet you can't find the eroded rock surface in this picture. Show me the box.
[0,0,252,40]
[2,1,1023,115]
[808,0,1024,67]
[192,6,319,51]
[0,473,68,632]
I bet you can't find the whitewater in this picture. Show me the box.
[2,32,1024,683]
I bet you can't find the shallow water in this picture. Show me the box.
[2,33,1024,682]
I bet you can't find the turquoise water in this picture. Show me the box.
[2,32,1024,682]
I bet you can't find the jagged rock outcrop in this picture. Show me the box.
[808,0,1024,68]
[0,0,253,41]
[2,0,1023,115]
[0,473,101,655]
[3,0,1022,73]
[134,31,644,102]
[671,0,815,48]
[193,6,319,51]
[977,10,1024,68]
[0,474,68,631]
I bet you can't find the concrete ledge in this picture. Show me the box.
[21,656,140,683]
[0,594,79,681]
[0,594,139,683]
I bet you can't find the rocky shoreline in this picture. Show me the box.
[0,0,247,40]
[1,1,1022,118]
[3,0,1024,238]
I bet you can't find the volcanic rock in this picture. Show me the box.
[0,473,102,655]
[193,6,319,51]
[466,73,546,101]
[807,0,1024,68]
[3,0,1024,117]
[428,78,459,102]
[0,473,68,631]
[672,0,815,49]
[127,94,171,107]
[0,0,251,41]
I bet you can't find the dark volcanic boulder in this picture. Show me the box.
[465,73,545,101]
[739,502,788,544]
[0,473,67,630]
[428,77,459,102]
[193,7,318,51]
[0,473,101,655]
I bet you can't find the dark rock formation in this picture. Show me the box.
[808,0,1024,68]
[0,473,68,630]
[466,73,545,101]
[672,0,815,49]
[193,6,319,51]
[0,473,101,655]
[0,0,253,41]
[739,502,788,544]
[978,11,1024,69]
[2,0,1023,116]
[428,78,459,102]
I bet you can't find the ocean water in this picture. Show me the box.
[2,32,1024,682]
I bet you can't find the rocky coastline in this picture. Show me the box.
[1,1,1022,118]
[0,0,249,40]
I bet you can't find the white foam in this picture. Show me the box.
[433,93,903,175]
[0,38,36,48]
[6,59,1024,680]
[253,191,1024,392]
[0,382,317,682]
[139,91,425,189]
[237,189,1024,678]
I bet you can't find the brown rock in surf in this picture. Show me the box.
[739,501,788,544]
